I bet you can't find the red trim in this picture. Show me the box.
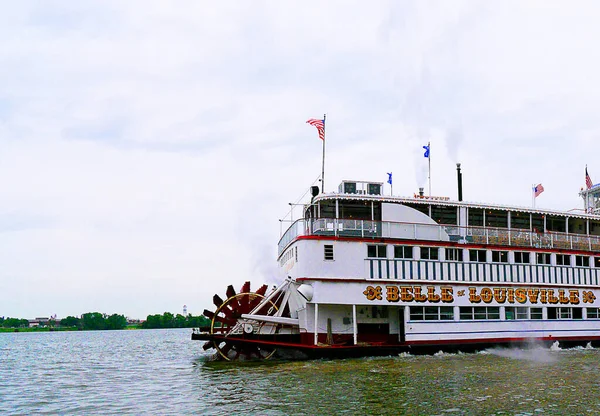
[197,333,600,350]
[296,276,600,289]
[294,235,600,256]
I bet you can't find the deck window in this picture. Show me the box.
[420,247,439,260]
[469,249,486,263]
[324,245,334,260]
[556,254,571,266]
[575,255,588,267]
[511,212,530,230]
[468,208,484,227]
[514,252,530,264]
[486,210,508,228]
[410,306,454,321]
[445,248,463,262]
[536,253,551,265]
[394,246,413,259]
[367,244,387,258]
[491,251,508,263]
[547,307,581,319]
[595,257,600,268]
[431,206,457,225]
[587,308,600,319]
[505,307,528,320]
[530,308,543,319]
[459,307,500,320]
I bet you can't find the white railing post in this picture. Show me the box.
[353,304,358,345]
[314,303,319,345]
[361,220,364,238]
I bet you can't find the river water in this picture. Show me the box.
[2,328,600,415]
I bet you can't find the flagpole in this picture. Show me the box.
[428,141,431,196]
[532,184,535,208]
[321,113,326,193]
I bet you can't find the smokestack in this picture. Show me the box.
[418,187,424,197]
[457,163,463,202]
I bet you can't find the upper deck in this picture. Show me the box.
[278,191,600,256]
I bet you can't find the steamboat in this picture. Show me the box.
[193,165,600,360]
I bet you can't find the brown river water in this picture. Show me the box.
[2,328,600,415]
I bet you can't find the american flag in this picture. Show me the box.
[306,118,325,140]
[534,184,544,198]
[586,167,593,189]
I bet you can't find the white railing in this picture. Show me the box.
[277,218,600,256]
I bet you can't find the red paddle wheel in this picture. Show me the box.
[202,281,278,360]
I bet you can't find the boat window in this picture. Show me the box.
[511,212,530,230]
[595,257,600,268]
[394,246,413,259]
[319,200,336,219]
[587,308,600,319]
[431,205,457,225]
[404,202,429,217]
[324,245,334,261]
[547,216,566,232]
[339,200,375,220]
[547,307,573,320]
[573,308,583,319]
[530,308,543,319]
[505,307,528,320]
[569,218,587,235]
[556,254,571,266]
[468,208,484,227]
[514,252,530,264]
[486,209,507,228]
[536,253,551,265]
[531,215,544,232]
[469,249,486,263]
[574,255,588,268]
[445,248,463,262]
[459,307,500,320]
[367,244,387,258]
[409,306,453,321]
[591,221,600,236]
[420,247,439,260]
[491,251,508,263]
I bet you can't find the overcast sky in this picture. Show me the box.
[1,1,599,319]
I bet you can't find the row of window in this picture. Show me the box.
[409,306,599,321]
[366,244,600,267]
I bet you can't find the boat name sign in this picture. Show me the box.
[363,285,596,305]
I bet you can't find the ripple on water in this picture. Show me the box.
[3,331,600,415]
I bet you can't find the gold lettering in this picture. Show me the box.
[547,290,559,304]
[441,287,454,303]
[527,289,540,304]
[386,286,399,302]
[480,288,493,303]
[583,291,596,304]
[413,286,428,302]
[363,286,382,301]
[469,287,481,303]
[493,288,506,303]
[569,290,580,305]
[427,286,441,303]
[507,288,515,303]
[515,288,527,304]
[558,289,570,305]
[400,286,414,302]
[540,289,548,304]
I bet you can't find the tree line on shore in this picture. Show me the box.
[0,312,210,331]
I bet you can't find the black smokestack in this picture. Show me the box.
[457,163,463,201]
[419,187,424,197]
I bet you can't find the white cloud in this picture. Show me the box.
[1,1,600,318]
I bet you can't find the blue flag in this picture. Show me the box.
[423,145,430,158]
[387,172,392,185]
